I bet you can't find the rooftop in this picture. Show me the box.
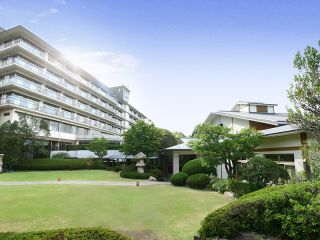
[205,111,288,126]
[260,125,300,136]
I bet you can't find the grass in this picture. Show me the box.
[0,170,232,240]
[0,170,134,182]
[0,185,231,240]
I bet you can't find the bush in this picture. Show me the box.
[148,168,163,179]
[51,152,70,159]
[199,182,320,240]
[0,227,130,240]
[14,158,107,171]
[121,164,136,172]
[170,172,189,186]
[120,171,151,179]
[181,159,211,176]
[240,157,290,186]
[186,173,210,189]
[210,176,228,193]
[227,179,263,198]
[114,166,122,172]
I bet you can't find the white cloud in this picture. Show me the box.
[65,51,139,86]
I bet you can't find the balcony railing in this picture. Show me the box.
[0,38,123,108]
[0,57,124,118]
[0,95,121,135]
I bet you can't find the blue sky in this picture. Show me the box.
[1,0,319,135]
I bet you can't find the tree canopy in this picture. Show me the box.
[159,128,179,150]
[121,120,162,157]
[288,41,320,139]
[87,138,108,160]
[0,115,50,170]
[240,157,290,186]
[189,124,263,177]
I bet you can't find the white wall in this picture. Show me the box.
[51,150,98,158]
[213,115,249,133]
[256,134,301,149]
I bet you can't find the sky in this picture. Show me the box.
[1,0,320,135]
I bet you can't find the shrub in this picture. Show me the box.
[51,152,70,159]
[120,171,151,179]
[148,168,163,179]
[170,172,189,186]
[210,176,228,193]
[0,227,130,240]
[121,164,136,172]
[181,159,211,176]
[14,158,107,171]
[186,173,210,189]
[240,157,290,186]
[199,182,320,240]
[114,166,122,172]
[227,179,263,198]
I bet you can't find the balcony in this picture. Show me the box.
[0,57,124,119]
[0,95,121,135]
[0,38,122,108]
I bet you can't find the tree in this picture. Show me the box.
[189,124,263,178]
[288,41,320,140]
[121,120,162,157]
[87,138,108,160]
[159,129,178,150]
[172,131,186,140]
[304,139,320,180]
[0,115,50,170]
[240,157,290,186]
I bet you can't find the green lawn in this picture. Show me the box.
[0,171,232,240]
[0,170,135,182]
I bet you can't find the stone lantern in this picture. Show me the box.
[135,152,146,173]
[0,154,4,173]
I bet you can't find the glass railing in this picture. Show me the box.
[0,39,123,109]
[0,95,121,135]
[1,57,125,126]
[0,75,41,92]
[42,104,59,116]
[4,95,39,110]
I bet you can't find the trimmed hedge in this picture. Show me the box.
[120,171,151,179]
[0,227,130,240]
[170,172,189,186]
[186,174,209,189]
[14,158,106,171]
[181,159,211,176]
[199,182,320,240]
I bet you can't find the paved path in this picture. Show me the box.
[0,180,171,186]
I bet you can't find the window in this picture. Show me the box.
[256,105,268,113]
[77,127,88,135]
[49,121,59,132]
[3,112,10,116]
[60,123,74,134]
[264,154,294,162]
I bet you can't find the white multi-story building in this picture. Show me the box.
[0,25,147,150]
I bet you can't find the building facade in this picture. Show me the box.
[0,26,146,150]
[205,101,304,178]
[164,101,305,179]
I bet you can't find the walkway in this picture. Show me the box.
[0,180,171,186]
